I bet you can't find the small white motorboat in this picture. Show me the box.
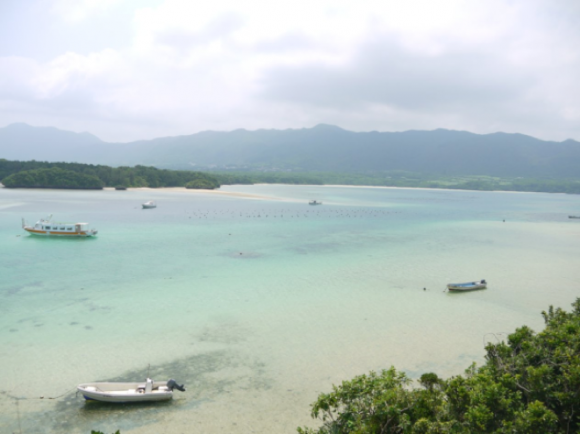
[142,201,157,209]
[22,215,98,237]
[447,279,487,292]
[77,378,185,403]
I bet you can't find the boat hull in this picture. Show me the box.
[78,381,173,403]
[23,227,97,237]
[22,216,98,237]
[447,282,487,291]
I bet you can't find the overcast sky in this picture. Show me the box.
[1,0,579,142]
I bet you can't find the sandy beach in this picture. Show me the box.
[111,186,281,200]
[108,183,552,198]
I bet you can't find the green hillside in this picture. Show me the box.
[2,124,580,179]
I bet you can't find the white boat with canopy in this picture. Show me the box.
[22,215,98,237]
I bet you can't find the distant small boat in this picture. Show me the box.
[22,215,97,237]
[569,216,580,219]
[77,378,185,403]
[447,280,487,292]
[309,200,322,205]
[142,201,156,209]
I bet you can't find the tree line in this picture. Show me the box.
[2,167,104,189]
[1,159,579,194]
[0,159,220,189]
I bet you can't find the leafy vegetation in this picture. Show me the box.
[1,159,579,194]
[0,159,220,189]
[2,167,104,189]
[298,299,580,433]
[184,173,220,189]
[210,171,323,186]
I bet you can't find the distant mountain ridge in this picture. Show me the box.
[1,123,579,178]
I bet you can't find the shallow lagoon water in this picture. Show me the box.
[0,185,579,433]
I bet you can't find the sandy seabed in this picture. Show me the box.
[1,184,579,433]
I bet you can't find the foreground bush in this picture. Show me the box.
[299,299,580,433]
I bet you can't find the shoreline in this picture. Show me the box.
[110,184,567,196]
[1,184,570,197]
[311,184,560,194]
[118,186,284,201]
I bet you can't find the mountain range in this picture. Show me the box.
[1,123,579,178]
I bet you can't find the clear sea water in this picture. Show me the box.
[0,185,579,433]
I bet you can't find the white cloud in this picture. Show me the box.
[33,50,124,98]
[0,0,579,142]
[48,0,124,22]
[0,57,40,98]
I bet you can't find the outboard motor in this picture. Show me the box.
[167,379,186,392]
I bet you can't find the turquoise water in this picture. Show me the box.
[0,185,579,433]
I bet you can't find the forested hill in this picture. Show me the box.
[1,123,580,178]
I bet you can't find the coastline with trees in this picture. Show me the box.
[1,159,579,194]
[0,159,221,190]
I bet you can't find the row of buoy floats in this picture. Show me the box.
[173,208,401,219]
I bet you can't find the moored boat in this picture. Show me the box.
[309,200,322,205]
[447,279,487,291]
[22,215,97,237]
[77,378,185,403]
[142,201,156,209]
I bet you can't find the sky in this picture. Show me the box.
[0,0,579,143]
